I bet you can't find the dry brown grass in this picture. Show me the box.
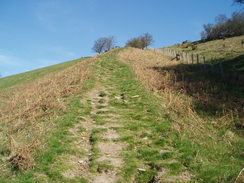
[118,48,242,140]
[0,58,94,170]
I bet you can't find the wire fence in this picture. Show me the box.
[154,48,218,64]
[153,48,242,82]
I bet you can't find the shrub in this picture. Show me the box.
[126,33,153,49]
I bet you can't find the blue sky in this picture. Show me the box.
[0,0,239,77]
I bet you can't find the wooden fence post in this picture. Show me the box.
[187,53,189,64]
[203,56,206,70]
[197,54,199,64]
[191,54,194,64]
[220,61,224,78]
[211,58,214,73]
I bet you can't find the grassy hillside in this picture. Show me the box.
[0,48,243,183]
[0,57,88,91]
[160,35,244,61]
[0,57,93,181]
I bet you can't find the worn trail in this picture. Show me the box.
[59,50,194,182]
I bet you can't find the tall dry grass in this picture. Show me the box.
[0,58,94,170]
[118,48,242,140]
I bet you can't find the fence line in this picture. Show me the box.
[153,48,241,81]
[154,48,212,64]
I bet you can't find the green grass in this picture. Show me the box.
[0,57,88,91]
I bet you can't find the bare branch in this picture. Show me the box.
[92,36,116,54]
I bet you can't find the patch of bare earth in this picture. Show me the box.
[90,88,125,183]
[62,122,92,179]
[155,169,194,183]
[92,173,120,183]
[102,129,120,140]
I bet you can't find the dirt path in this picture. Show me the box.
[88,87,125,183]
[62,85,125,183]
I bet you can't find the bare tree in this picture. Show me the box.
[92,37,107,54]
[234,0,244,4]
[92,36,116,54]
[215,14,228,24]
[141,33,154,49]
[201,12,244,41]
[105,36,116,51]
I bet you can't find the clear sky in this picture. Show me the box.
[0,0,239,77]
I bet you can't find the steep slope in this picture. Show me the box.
[0,48,243,183]
[0,57,94,181]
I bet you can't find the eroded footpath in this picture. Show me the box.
[52,49,195,183]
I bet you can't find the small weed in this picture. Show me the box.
[95,105,106,109]
[98,91,107,97]
[98,99,105,104]
[96,162,114,173]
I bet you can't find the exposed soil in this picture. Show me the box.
[63,86,125,182]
